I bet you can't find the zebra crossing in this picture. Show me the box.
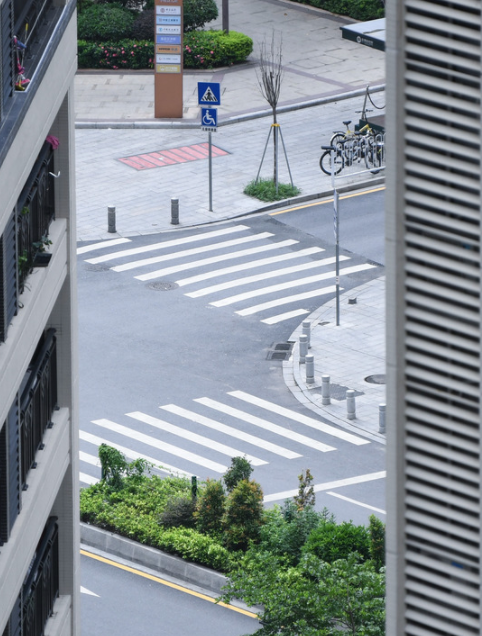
[78,224,377,324]
[79,390,370,486]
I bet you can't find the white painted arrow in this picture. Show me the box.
[81,586,99,597]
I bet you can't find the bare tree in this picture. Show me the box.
[256,33,284,189]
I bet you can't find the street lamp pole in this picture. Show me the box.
[222,0,229,33]
[322,145,340,326]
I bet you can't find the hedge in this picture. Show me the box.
[290,0,384,20]
[77,31,253,70]
[78,4,135,42]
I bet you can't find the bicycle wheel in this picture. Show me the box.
[330,132,346,146]
[364,138,383,174]
[320,150,344,175]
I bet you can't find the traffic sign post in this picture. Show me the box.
[198,83,221,212]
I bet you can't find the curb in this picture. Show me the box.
[80,522,228,596]
[74,85,386,130]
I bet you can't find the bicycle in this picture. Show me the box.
[319,132,370,175]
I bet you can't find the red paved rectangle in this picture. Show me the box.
[118,143,229,170]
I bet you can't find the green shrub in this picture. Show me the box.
[184,30,253,69]
[132,9,155,41]
[368,514,385,571]
[195,479,226,536]
[244,179,301,202]
[223,457,253,493]
[159,497,196,528]
[290,0,384,20]
[78,40,154,70]
[78,4,135,42]
[156,527,232,571]
[183,0,218,32]
[223,480,264,551]
[303,520,371,563]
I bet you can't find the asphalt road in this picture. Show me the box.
[81,552,259,636]
[77,187,385,524]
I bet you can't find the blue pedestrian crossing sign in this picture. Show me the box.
[201,107,217,131]
[198,82,221,106]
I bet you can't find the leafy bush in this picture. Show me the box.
[368,514,385,571]
[244,179,301,202]
[160,497,196,528]
[156,527,232,571]
[195,479,226,536]
[183,0,218,32]
[78,4,135,42]
[289,0,384,20]
[78,0,147,11]
[224,456,253,493]
[223,480,264,550]
[303,520,371,563]
[184,30,253,69]
[78,40,154,70]
[131,9,155,41]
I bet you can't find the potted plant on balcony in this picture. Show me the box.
[32,235,52,267]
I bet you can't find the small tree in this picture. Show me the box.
[223,480,264,550]
[195,478,226,536]
[293,469,315,511]
[368,514,386,571]
[223,456,253,492]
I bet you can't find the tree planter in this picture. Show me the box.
[33,252,52,267]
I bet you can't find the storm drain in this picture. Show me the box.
[147,281,179,291]
[266,342,294,361]
[330,384,364,401]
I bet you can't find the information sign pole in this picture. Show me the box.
[208,131,213,211]
[154,0,183,118]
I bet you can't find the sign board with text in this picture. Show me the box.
[155,0,183,118]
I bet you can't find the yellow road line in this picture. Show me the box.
[269,186,385,216]
[80,549,257,619]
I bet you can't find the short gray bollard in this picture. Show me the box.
[321,375,331,405]
[378,403,386,434]
[302,321,311,349]
[171,197,179,225]
[108,206,116,233]
[346,389,356,420]
[299,334,308,364]
[305,354,315,385]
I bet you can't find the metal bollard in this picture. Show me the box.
[378,404,386,434]
[171,197,179,225]
[346,389,356,420]
[299,334,308,364]
[302,320,311,349]
[321,375,331,405]
[305,354,315,385]
[108,206,116,233]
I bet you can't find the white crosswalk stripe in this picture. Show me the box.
[77,238,131,255]
[134,240,298,281]
[186,255,346,298]
[113,233,275,272]
[126,411,268,466]
[236,284,339,316]
[85,225,249,264]
[80,472,99,485]
[229,391,370,445]
[159,404,301,459]
[261,309,310,324]
[194,397,336,452]
[91,418,228,472]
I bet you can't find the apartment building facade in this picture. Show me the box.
[0,2,79,636]
[386,0,481,634]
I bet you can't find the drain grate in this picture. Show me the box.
[365,374,386,385]
[147,281,179,291]
[330,384,364,401]
[266,342,294,361]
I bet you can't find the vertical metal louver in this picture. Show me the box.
[0,210,18,343]
[0,0,14,119]
[395,0,482,633]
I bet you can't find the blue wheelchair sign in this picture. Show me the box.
[201,107,217,130]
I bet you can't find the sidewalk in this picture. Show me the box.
[74,0,386,443]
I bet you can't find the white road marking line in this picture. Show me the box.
[187,255,346,298]
[229,391,370,446]
[326,491,386,514]
[194,397,335,452]
[85,225,249,264]
[79,472,99,485]
[81,586,100,597]
[214,263,375,307]
[135,241,298,281]
[91,418,227,473]
[235,285,340,316]
[160,404,301,459]
[113,233,274,272]
[79,430,192,477]
[79,451,100,466]
[126,411,267,466]
[176,247,324,287]
[264,471,386,502]
[77,238,131,255]
[261,309,310,324]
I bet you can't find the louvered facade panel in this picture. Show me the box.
[406,338,479,369]
[406,522,479,559]
[405,268,479,294]
[404,134,479,163]
[405,392,479,423]
[405,219,480,246]
[406,580,479,615]
[405,234,480,266]
[406,468,479,499]
[406,438,479,469]
[406,450,479,483]
[406,481,479,512]
[406,554,480,586]
[406,17,479,43]
[406,601,480,630]
[406,85,480,113]
[405,510,479,545]
[405,611,478,636]
[406,420,480,452]
[405,352,480,385]
[406,0,480,18]
[406,496,479,531]
[406,152,480,180]
[405,113,480,142]
[405,177,480,206]
[405,307,480,340]
[0,0,14,120]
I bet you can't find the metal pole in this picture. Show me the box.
[171,198,179,225]
[335,189,340,326]
[222,0,229,33]
[208,131,213,212]
[107,206,116,233]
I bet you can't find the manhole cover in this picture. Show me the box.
[365,374,386,385]
[147,281,179,291]
[84,264,110,272]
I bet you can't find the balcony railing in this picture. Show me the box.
[20,328,58,490]
[22,516,59,636]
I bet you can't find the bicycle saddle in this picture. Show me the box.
[343,120,352,126]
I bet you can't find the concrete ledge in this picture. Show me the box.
[80,523,228,595]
